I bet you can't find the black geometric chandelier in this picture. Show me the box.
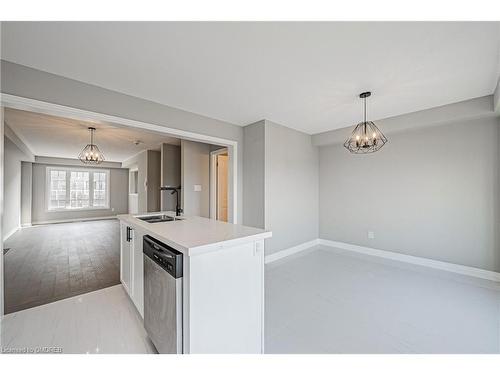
[344,92,387,154]
[78,127,105,164]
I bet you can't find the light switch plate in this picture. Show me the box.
[194,184,202,192]
[368,231,375,239]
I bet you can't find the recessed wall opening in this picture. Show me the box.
[1,100,238,315]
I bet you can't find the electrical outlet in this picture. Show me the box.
[194,184,202,192]
[368,231,375,239]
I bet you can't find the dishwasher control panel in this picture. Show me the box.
[143,235,183,278]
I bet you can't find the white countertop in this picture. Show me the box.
[117,212,271,255]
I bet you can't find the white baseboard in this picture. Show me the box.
[21,223,32,228]
[3,226,20,242]
[263,237,500,283]
[265,239,319,264]
[318,239,500,283]
[31,215,117,226]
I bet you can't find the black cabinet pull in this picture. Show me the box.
[126,226,131,242]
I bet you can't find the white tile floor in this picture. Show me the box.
[2,245,499,354]
[1,285,156,354]
[265,246,500,353]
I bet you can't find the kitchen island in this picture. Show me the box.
[117,212,271,354]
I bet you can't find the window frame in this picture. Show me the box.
[46,166,111,212]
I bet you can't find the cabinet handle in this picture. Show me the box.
[126,226,131,242]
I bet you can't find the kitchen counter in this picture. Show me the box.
[118,211,270,353]
[117,212,271,256]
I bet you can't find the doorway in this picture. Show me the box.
[210,148,229,222]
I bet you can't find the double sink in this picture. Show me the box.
[136,214,184,223]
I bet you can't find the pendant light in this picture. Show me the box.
[78,127,105,164]
[344,92,387,154]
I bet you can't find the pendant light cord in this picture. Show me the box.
[363,96,367,135]
[364,96,366,124]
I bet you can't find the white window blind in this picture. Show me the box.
[47,167,110,211]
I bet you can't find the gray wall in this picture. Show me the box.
[122,150,161,213]
[1,60,244,224]
[31,162,129,224]
[146,150,161,212]
[160,144,181,211]
[181,140,210,217]
[122,151,148,213]
[3,137,25,239]
[264,120,319,254]
[20,161,32,226]
[319,117,500,272]
[243,121,265,229]
[242,120,319,255]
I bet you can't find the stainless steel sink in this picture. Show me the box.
[137,215,183,223]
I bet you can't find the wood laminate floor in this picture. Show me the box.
[3,220,120,314]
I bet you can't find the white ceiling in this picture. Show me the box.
[4,108,181,162]
[2,22,500,134]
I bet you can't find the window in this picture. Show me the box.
[47,167,110,211]
[93,172,107,207]
[70,171,90,209]
[49,170,67,209]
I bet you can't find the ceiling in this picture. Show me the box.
[4,108,181,162]
[2,22,500,134]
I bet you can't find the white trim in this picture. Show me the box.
[31,216,117,226]
[318,239,500,283]
[21,223,32,228]
[0,93,238,224]
[3,226,20,242]
[263,237,500,283]
[264,239,319,264]
[209,152,216,220]
[209,148,229,220]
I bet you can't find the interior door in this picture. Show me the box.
[216,154,228,222]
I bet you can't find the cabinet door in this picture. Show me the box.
[188,240,264,353]
[120,222,133,295]
[132,228,145,317]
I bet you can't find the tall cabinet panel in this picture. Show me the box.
[132,227,145,318]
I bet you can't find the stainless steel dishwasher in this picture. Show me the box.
[143,235,183,354]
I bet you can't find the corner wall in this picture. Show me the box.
[243,121,265,229]
[242,120,319,255]
[181,140,211,217]
[3,137,31,240]
[264,121,319,255]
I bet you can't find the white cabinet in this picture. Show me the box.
[119,222,145,318]
[120,222,133,294]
